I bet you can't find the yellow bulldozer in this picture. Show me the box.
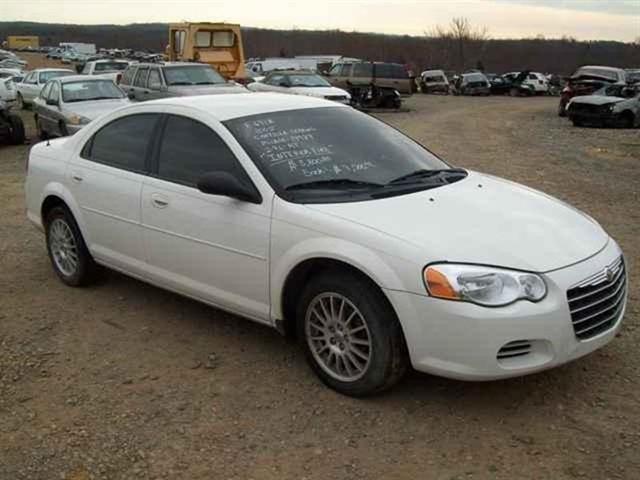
[168,22,246,81]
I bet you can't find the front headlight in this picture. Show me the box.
[423,264,546,307]
[68,114,90,125]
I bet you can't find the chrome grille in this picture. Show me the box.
[497,340,532,360]
[567,256,626,340]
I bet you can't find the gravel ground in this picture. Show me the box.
[1,83,639,480]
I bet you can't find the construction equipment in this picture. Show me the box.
[168,22,246,80]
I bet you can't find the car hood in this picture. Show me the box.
[570,95,627,106]
[289,86,349,97]
[64,98,131,119]
[168,84,248,95]
[306,171,608,273]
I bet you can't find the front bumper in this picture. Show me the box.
[386,239,627,380]
[568,110,619,126]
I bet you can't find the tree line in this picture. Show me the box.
[1,20,638,74]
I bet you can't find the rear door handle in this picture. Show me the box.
[151,193,169,208]
[70,171,83,182]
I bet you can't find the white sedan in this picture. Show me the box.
[247,71,350,104]
[25,93,627,396]
[16,68,75,108]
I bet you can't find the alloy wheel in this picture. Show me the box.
[48,218,79,277]
[305,292,372,382]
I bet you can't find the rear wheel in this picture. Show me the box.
[297,271,408,396]
[571,117,584,127]
[17,93,27,110]
[558,100,567,117]
[45,206,99,286]
[618,111,635,129]
[8,114,25,144]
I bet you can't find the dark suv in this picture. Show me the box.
[325,61,412,95]
[119,62,247,101]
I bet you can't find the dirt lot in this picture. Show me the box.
[1,84,639,480]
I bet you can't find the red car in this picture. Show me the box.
[558,66,627,117]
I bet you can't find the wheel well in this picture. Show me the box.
[280,258,395,339]
[41,195,67,223]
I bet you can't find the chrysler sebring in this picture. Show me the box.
[25,93,627,396]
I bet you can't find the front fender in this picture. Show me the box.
[270,236,406,320]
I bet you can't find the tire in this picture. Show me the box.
[558,100,567,117]
[618,112,635,129]
[296,270,408,396]
[44,206,99,287]
[59,121,69,137]
[35,116,48,140]
[17,93,27,110]
[8,114,25,145]
[571,117,583,127]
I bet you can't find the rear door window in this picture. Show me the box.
[155,115,244,186]
[40,81,52,99]
[48,82,60,103]
[83,114,159,173]
[148,69,162,90]
[353,63,373,77]
[121,66,137,86]
[134,67,149,88]
[340,64,353,76]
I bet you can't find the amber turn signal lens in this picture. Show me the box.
[424,266,460,300]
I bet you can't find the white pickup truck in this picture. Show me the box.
[81,60,130,83]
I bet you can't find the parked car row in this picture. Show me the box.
[560,65,639,129]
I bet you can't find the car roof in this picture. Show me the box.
[56,75,116,84]
[131,62,207,68]
[266,70,317,75]
[33,68,75,73]
[143,92,346,121]
[578,65,625,73]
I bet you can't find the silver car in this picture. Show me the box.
[119,62,247,101]
[33,76,130,138]
[16,68,75,108]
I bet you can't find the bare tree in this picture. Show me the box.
[425,17,490,71]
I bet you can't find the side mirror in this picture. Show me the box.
[127,91,136,99]
[46,98,58,106]
[279,81,289,88]
[196,171,261,204]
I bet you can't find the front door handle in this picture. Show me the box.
[70,171,83,182]
[151,193,169,208]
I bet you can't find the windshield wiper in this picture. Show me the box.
[387,168,467,185]
[168,82,193,86]
[285,178,385,191]
[194,81,222,85]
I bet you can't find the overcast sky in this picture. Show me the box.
[3,0,640,42]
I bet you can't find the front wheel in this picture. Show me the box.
[297,271,408,396]
[8,114,25,144]
[558,100,567,117]
[45,206,99,286]
[17,93,27,110]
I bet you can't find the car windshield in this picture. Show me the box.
[164,66,225,85]
[62,80,125,102]
[424,75,446,83]
[287,74,331,87]
[41,70,74,82]
[224,107,461,203]
[463,73,486,83]
[95,62,128,72]
[574,67,619,81]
